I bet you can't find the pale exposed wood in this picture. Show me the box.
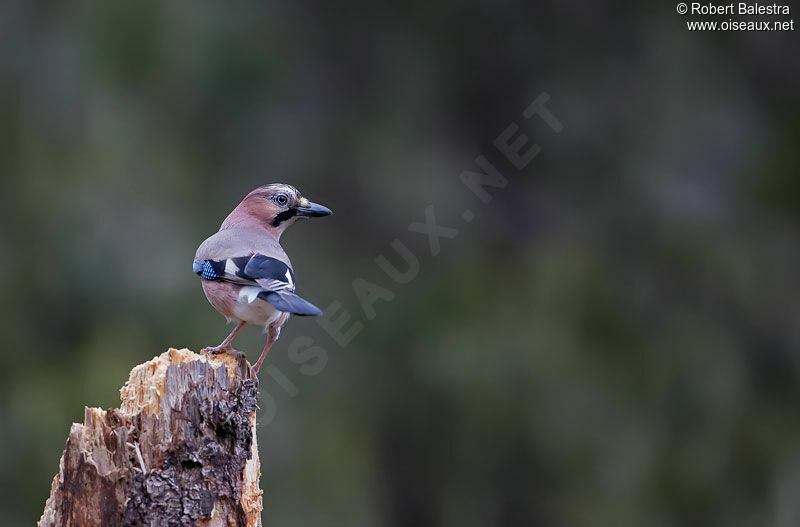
[39,348,263,527]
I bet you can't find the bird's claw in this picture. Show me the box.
[203,344,229,354]
[203,346,246,363]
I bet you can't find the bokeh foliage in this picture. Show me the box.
[1,1,799,525]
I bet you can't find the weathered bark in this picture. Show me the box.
[39,348,263,527]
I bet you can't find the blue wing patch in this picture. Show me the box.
[193,259,224,280]
[193,255,321,316]
[194,256,294,290]
[201,261,218,280]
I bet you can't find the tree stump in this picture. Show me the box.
[38,348,263,527]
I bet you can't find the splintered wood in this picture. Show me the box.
[39,348,263,527]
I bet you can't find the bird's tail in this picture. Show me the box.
[259,291,322,316]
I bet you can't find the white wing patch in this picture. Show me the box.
[258,279,289,292]
[285,269,294,290]
[225,259,240,276]
[238,286,261,304]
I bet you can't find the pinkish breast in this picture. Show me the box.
[201,280,239,321]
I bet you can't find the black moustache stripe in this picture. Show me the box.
[271,208,297,227]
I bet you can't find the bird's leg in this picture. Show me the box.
[204,321,246,355]
[251,325,281,375]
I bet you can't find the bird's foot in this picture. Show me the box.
[203,343,230,354]
[203,345,246,362]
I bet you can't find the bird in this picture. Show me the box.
[193,183,332,375]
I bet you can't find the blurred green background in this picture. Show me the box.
[2,1,799,526]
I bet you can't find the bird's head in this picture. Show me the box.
[222,183,332,238]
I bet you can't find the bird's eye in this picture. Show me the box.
[274,193,289,206]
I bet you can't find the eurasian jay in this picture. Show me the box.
[193,184,332,374]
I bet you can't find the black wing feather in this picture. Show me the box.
[196,254,321,315]
[259,291,322,316]
[244,255,295,292]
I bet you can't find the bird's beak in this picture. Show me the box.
[295,201,332,217]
